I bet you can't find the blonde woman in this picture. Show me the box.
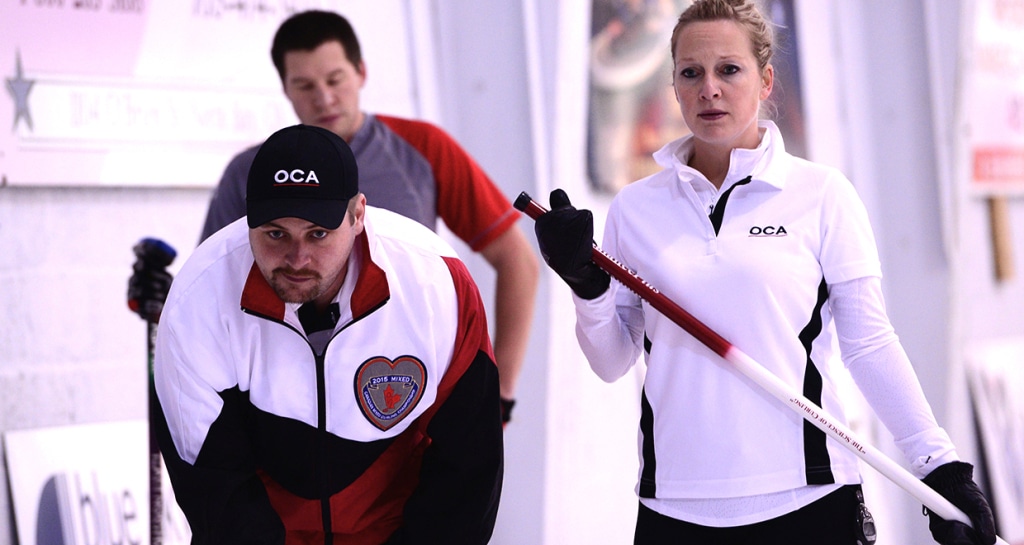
[534,0,996,543]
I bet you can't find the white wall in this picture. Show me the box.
[787,1,1023,543]
[822,2,954,543]
[1,1,1021,544]
[0,186,209,544]
[429,2,550,543]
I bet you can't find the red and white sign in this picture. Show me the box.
[968,0,1024,192]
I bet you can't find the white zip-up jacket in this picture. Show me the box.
[154,207,503,545]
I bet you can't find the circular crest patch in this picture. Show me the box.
[355,356,427,430]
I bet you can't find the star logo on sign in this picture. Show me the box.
[6,51,34,131]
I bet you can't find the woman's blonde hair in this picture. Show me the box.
[670,0,775,73]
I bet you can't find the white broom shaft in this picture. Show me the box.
[723,348,967,524]
[726,347,1008,545]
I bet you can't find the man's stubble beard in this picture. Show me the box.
[269,269,326,304]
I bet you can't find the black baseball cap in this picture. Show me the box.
[246,124,359,229]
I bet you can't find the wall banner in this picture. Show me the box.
[1,0,416,187]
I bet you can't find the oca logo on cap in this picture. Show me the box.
[274,169,321,185]
[246,125,359,230]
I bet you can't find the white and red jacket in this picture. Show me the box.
[154,207,503,545]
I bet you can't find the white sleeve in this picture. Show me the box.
[831,276,959,478]
[573,280,645,383]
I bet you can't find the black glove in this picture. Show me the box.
[500,398,516,426]
[534,189,610,299]
[922,461,997,545]
[128,238,176,323]
[127,262,173,323]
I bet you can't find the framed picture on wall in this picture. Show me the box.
[585,0,807,195]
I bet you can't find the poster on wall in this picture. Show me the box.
[585,0,806,195]
[962,0,1024,280]
[967,0,1024,193]
[3,420,191,545]
[965,340,1024,542]
[586,0,689,194]
[0,0,418,187]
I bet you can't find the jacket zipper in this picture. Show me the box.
[243,297,390,543]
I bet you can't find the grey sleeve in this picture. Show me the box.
[199,148,257,243]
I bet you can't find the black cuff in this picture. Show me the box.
[500,398,516,424]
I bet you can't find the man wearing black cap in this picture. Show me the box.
[153,125,503,544]
[196,10,539,425]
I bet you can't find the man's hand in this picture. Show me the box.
[922,461,997,545]
[534,189,610,300]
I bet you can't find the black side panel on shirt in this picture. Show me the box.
[639,386,658,498]
[799,278,836,485]
[639,336,657,498]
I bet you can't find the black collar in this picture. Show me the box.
[297,302,341,334]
